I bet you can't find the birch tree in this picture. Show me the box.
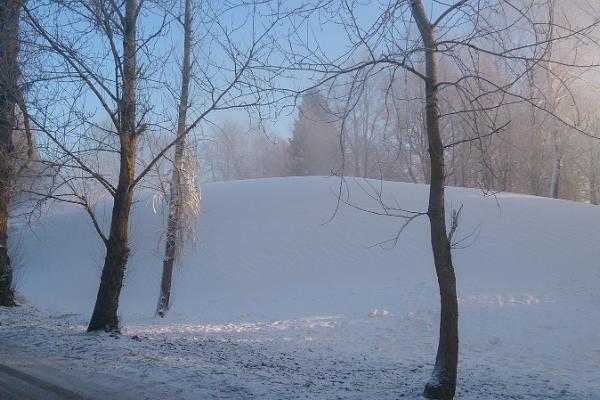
[156,0,195,318]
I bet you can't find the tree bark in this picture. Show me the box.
[547,67,560,199]
[545,3,561,200]
[590,145,598,205]
[87,0,138,332]
[549,128,560,199]
[410,1,459,399]
[0,0,22,307]
[156,0,192,318]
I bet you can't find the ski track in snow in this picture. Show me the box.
[1,177,600,399]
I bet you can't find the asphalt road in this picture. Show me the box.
[0,363,89,400]
[0,338,177,400]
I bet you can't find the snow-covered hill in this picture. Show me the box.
[4,176,600,399]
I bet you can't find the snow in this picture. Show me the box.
[1,176,600,398]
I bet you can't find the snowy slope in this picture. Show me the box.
[3,176,600,399]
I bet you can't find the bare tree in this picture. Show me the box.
[0,0,22,307]
[273,0,600,398]
[156,0,194,318]
[25,0,297,331]
[24,0,197,331]
[407,2,460,397]
[198,119,288,181]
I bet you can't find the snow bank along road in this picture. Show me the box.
[1,177,599,398]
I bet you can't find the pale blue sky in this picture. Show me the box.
[29,0,448,140]
[215,0,448,138]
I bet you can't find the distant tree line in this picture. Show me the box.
[203,74,600,205]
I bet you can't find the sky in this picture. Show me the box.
[221,0,447,137]
[27,0,450,140]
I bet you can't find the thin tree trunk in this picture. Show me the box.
[156,0,192,318]
[590,145,598,205]
[549,128,560,198]
[362,93,370,177]
[410,1,459,399]
[546,4,560,200]
[88,0,138,332]
[351,113,361,177]
[0,0,22,307]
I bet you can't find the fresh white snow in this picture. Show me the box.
[1,176,599,398]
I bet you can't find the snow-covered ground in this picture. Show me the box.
[1,176,599,398]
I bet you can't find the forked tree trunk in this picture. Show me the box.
[0,0,22,307]
[87,0,138,332]
[156,0,192,318]
[410,1,459,399]
[87,137,137,332]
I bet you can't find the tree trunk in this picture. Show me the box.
[410,1,459,399]
[87,0,138,332]
[545,6,561,200]
[87,154,135,331]
[549,128,560,199]
[156,0,192,318]
[0,0,22,307]
[590,145,598,205]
